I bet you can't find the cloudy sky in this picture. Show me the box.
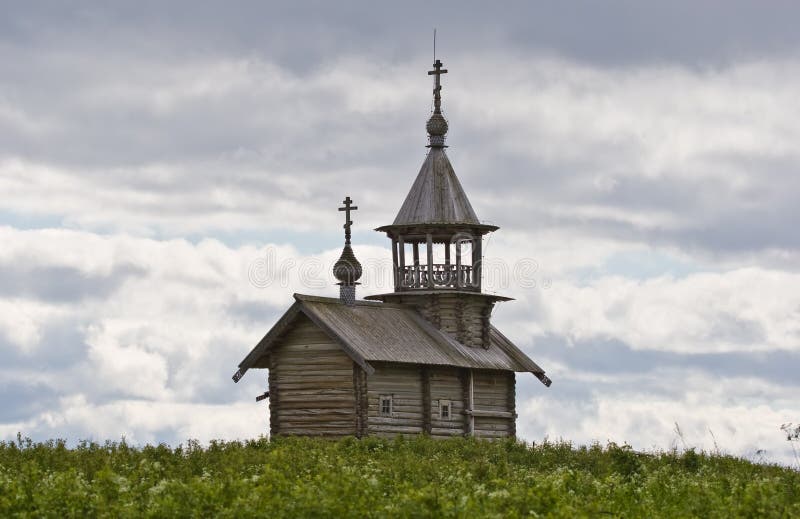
[2,1,799,464]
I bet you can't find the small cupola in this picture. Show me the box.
[333,196,362,305]
[375,59,498,293]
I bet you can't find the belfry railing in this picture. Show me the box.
[398,264,476,290]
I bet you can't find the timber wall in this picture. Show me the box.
[378,293,495,348]
[268,315,356,437]
[366,363,425,437]
[429,367,465,438]
[472,370,515,439]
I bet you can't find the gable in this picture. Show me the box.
[233,294,551,387]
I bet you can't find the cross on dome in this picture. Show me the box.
[426,59,449,147]
[338,196,358,245]
[427,59,448,114]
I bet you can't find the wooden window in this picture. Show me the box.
[439,399,452,420]
[380,395,393,416]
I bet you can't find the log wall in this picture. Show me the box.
[472,370,515,439]
[268,315,356,437]
[366,363,424,437]
[376,293,495,348]
[429,367,466,438]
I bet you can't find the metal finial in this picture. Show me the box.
[338,196,358,245]
[426,57,449,147]
[427,59,448,114]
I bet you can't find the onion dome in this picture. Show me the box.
[426,113,449,146]
[333,244,363,284]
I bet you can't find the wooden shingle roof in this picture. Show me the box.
[233,294,551,386]
[392,148,480,226]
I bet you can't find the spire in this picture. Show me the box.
[426,59,449,147]
[375,58,497,232]
[333,196,362,305]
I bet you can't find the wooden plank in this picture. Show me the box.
[368,417,424,426]
[274,400,357,410]
[280,429,354,436]
[422,366,431,434]
[465,410,513,419]
[368,425,423,435]
[353,363,368,438]
[274,369,354,377]
[279,408,355,416]
[426,234,434,289]
[281,416,355,425]
[268,358,278,436]
[275,381,355,391]
[431,427,463,436]
[366,410,424,420]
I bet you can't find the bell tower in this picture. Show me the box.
[366,59,510,349]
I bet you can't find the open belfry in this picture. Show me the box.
[233,58,550,439]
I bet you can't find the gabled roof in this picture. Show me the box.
[391,148,481,226]
[232,294,551,386]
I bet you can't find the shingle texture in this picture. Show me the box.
[392,148,480,226]
[235,294,550,386]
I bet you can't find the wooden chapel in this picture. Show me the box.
[232,58,551,439]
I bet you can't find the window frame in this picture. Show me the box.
[379,394,393,417]
[439,399,452,420]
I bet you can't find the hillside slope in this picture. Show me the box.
[1,435,798,517]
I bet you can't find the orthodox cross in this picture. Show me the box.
[338,196,358,245]
[428,59,448,113]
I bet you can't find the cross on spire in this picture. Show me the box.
[338,196,358,245]
[428,59,448,113]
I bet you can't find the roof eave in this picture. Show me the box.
[375,222,499,236]
[232,294,376,383]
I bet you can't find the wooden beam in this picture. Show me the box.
[413,242,420,287]
[464,409,514,419]
[460,369,470,436]
[455,240,462,289]
[474,237,482,290]
[444,241,451,287]
[468,369,475,436]
[421,367,432,435]
[353,363,369,438]
[268,356,279,436]
[508,372,517,438]
[398,236,405,289]
[391,237,399,289]
[426,233,434,288]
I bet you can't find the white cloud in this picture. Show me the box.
[518,370,800,465]
[526,268,800,354]
[3,53,800,253]
[0,394,267,446]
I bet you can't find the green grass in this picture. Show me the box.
[1,435,798,518]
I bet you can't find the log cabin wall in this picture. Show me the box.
[382,293,495,349]
[428,366,466,438]
[268,315,356,437]
[472,370,515,439]
[366,363,425,437]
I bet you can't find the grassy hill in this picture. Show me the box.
[1,435,798,517]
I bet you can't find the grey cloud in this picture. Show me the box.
[4,2,800,68]
[528,334,800,388]
[0,264,145,302]
[0,319,86,370]
[0,382,53,422]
